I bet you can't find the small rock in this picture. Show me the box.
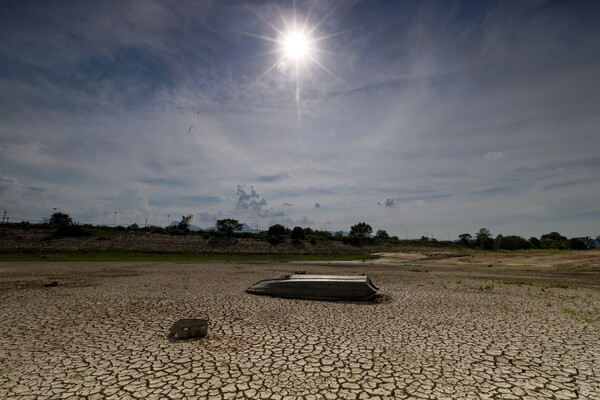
[168,319,208,340]
[44,281,58,287]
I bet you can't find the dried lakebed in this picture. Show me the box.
[1,261,599,399]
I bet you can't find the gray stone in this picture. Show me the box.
[168,319,208,340]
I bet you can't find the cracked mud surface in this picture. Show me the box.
[1,260,599,399]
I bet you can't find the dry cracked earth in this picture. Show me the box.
[1,259,599,399]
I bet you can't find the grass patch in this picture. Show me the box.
[501,280,536,286]
[499,280,570,289]
[543,283,570,289]
[562,308,599,323]
[0,251,380,262]
[410,268,429,273]
[479,284,494,291]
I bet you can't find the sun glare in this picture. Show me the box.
[283,32,309,60]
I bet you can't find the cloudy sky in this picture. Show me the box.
[1,0,599,239]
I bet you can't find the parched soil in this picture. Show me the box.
[377,249,600,271]
[1,256,599,399]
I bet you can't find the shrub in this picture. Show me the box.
[267,224,286,244]
[291,226,305,240]
[55,224,91,237]
[375,229,389,240]
[216,219,243,235]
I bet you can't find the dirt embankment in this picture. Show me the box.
[0,229,394,254]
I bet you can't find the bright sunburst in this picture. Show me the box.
[234,4,348,131]
[283,31,310,60]
[234,4,347,86]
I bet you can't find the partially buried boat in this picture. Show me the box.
[246,273,379,301]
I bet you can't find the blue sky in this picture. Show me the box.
[1,0,599,238]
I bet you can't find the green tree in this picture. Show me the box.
[268,224,286,236]
[498,235,526,250]
[476,228,491,241]
[540,232,568,249]
[494,234,504,249]
[291,226,305,240]
[568,238,587,250]
[458,233,472,245]
[350,222,372,238]
[541,232,567,241]
[178,214,194,231]
[49,212,72,226]
[267,224,286,244]
[215,219,243,235]
[529,237,541,249]
[476,228,494,250]
[375,229,389,239]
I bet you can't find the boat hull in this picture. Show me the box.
[247,274,379,301]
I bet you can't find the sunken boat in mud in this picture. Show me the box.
[246,274,379,301]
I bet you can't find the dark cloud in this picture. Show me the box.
[314,203,321,208]
[235,184,286,218]
[377,198,395,207]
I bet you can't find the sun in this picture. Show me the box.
[282,31,310,60]
[233,4,348,89]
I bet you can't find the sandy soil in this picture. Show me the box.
[1,258,599,399]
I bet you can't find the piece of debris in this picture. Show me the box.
[294,270,305,274]
[168,319,208,340]
[44,281,58,287]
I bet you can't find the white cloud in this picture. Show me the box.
[0,177,18,184]
[485,152,503,160]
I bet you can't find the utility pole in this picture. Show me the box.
[144,217,147,228]
[113,211,117,227]
[2,209,6,224]
[405,229,407,240]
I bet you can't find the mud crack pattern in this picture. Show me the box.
[1,261,598,399]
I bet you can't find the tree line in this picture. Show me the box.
[459,228,588,250]
[6,212,592,250]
